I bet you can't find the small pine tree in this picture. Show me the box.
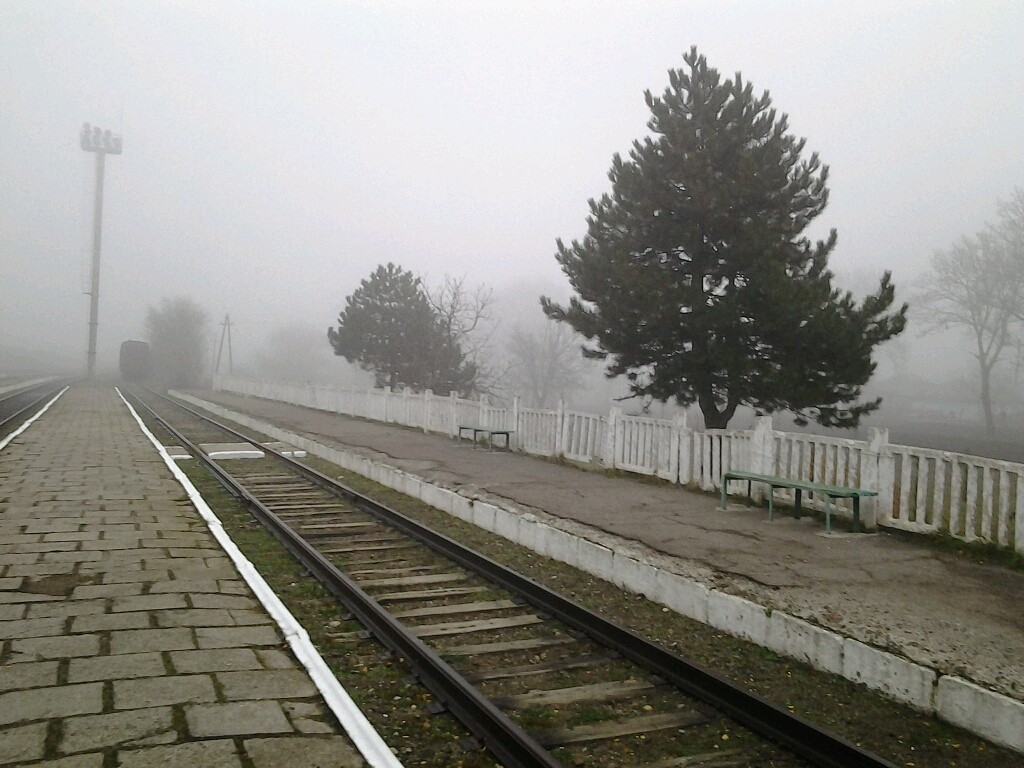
[542,48,907,428]
[328,263,477,395]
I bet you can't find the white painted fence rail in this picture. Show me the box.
[212,375,1023,553]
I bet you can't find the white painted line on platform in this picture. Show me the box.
[115,387,404,768]
[0,385,69,452]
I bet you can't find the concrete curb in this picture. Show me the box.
[174,392,1024,754]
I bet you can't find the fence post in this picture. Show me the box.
[748,416,774,501]
[423,390,431,433]
[604,407,621,469]
[869,427,893,528]
[555,400,565,456]
[512,396,520,450]
[449,391,458,437]
[670,412,687,485]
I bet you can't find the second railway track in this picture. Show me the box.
[126,387,896,768]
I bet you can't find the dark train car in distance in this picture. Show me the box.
[119,340,151,381]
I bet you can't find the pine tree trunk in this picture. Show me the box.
[699,395,736,429]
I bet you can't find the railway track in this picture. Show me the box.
[0,379,67,441]
[125,387,897,768]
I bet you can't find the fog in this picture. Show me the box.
[3,2,1023,422]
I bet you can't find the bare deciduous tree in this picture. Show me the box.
[145,296,209,388]
[916,188,1024,433]
[424,274,498,393]
[507,320,587,408]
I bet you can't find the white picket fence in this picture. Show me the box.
[213,375,1024,553]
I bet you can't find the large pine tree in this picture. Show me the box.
[542,48,906,428]
[328,263,477,395]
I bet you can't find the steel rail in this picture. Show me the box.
[148,390,898,768]
[127,390,562,768]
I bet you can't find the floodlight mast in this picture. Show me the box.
[80,122,123,378]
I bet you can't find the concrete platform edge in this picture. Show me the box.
[173,391,1024,754]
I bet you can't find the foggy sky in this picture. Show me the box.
[2,1,1022,373]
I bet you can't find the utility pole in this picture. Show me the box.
[215,314,234,375]
[80,123,122,378]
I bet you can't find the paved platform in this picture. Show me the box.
[194,390,1024,710]
[0,384,366,767]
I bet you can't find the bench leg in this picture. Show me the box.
[767,484,774,521]
[721,479,729,511]
[794,489,802,520]
[824,496,832,535]
[852,496,861,533]
[746,480,752,505]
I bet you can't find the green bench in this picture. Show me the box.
[721,470,877,534]
[456,425,514,452]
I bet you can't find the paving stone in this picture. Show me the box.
[104,569,169,584]
[35,752,105,768]
[43,550,106,563]
[116,738,243,768]
[0,603,26,620]
[170,648,262,674]
[292,717,337,734]
[219,581,251,595]
[0,616,64,639]
[166,547,218,558]
[72,611,152,632]
[196,625,281,649]
[13,543,80,556]
[244,736,363,768]
[12,633,100,659]
[190,593,256,610]
[255,649,295,669]
[110,627,195,655]
[282,702,337,735]
[148,579,221,594]
[112,594,187,613]
[0,552,42,565]
[217,669,318,700]
[114,674,216,709]
[0,720,48,762]
[155,608,234,628]
[0,534,43,545]
[228,609,272,626]
[42,532,97,542]
[0,590,62,604]
[168,568,241,583]
[71,583,143,599]
[79,541,144,552]
[0,660,59,692]
[186,700,292,738]
[0,682,103,724]
[61,706,175,752]
[27,599,106,619]
[142,557,212,572]
[7,562,83,577]
[69,652,167,683]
